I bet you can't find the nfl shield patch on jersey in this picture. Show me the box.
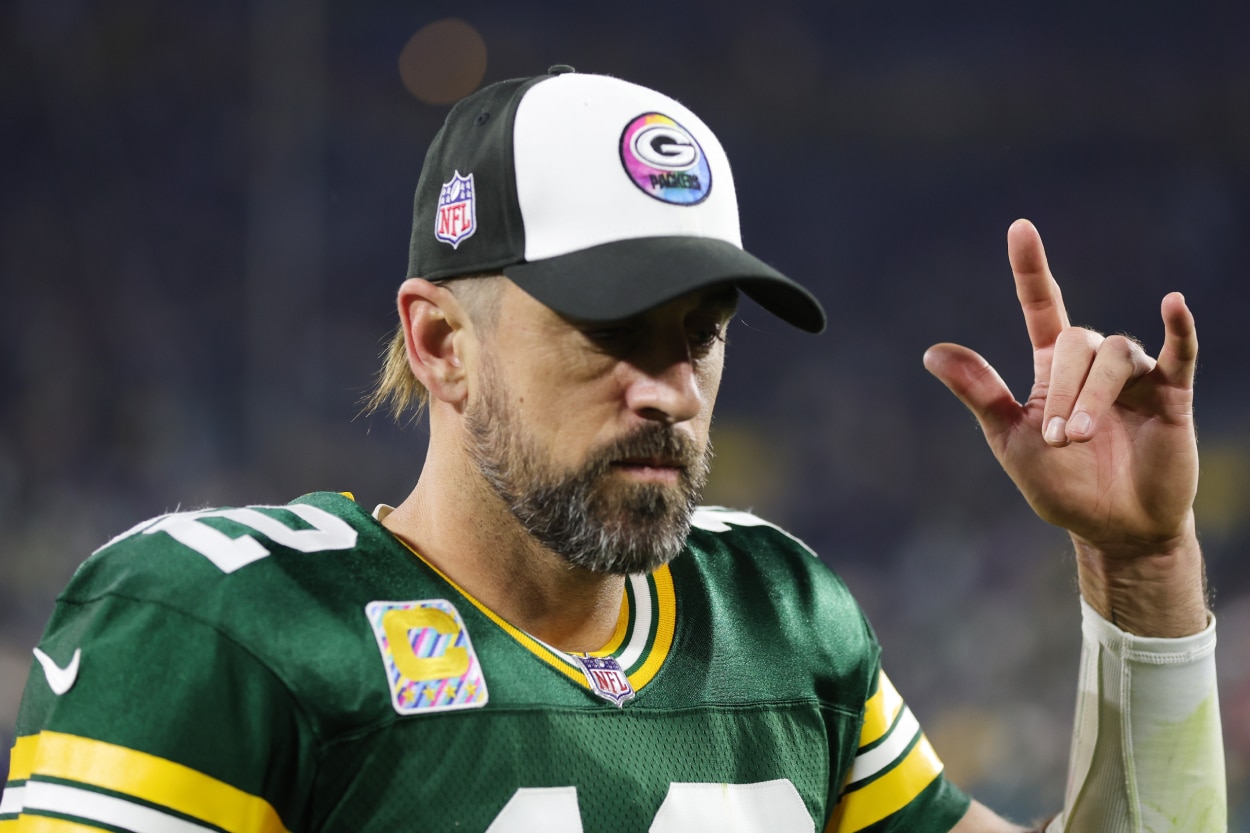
[366,599,488,715]
[574,654,635,707]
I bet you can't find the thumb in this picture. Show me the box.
[923,343,1022,444]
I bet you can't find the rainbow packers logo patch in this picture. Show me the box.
[434,170,477,248]
[366,599,488,715]
[619,113,712,205]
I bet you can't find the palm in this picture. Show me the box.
[999,356,1196,549]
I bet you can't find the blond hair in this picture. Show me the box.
[361,275,504,422]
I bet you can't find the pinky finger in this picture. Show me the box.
[1156,292,1198,389]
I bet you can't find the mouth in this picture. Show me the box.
[610,457,685,484]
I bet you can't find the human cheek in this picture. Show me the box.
[699,344,725,399]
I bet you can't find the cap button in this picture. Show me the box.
[547,64,575,75]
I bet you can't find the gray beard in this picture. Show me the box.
[464,369,711,575]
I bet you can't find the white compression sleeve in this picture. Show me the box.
[1046,598,1226,833]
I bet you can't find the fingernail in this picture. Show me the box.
[1068,411,1091,436]
[1044,416,1067,444]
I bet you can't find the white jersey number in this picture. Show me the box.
[99,504,358,573]
[485,780,814,832]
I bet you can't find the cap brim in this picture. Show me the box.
[503,236,826,333]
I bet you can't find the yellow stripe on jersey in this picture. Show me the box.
[393,540,587,686]
[10,731,289,833]
[8,734,37,781]
[824,670,945,833]
[2,816,109,833]
[626,565,676,689]
[394,536,677,693]
[826,734,944,832]
[858,671,905,748]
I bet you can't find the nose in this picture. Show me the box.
[622,343,704,425]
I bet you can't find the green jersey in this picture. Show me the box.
[3,492,969,832]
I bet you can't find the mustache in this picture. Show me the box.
[584,424,709,477]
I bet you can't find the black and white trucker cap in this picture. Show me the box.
[408,66,826,333]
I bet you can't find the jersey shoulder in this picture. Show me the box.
[63,491,387,603]
[685,509,969,833]
[687,505,825,561]
[25,491,422,731]
[10,493,390,833]
[681,506,881,697]
[686,505,864,618]
[50,492,417,679]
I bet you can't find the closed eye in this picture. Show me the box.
[582,323,639,346]
[687,319,727,356]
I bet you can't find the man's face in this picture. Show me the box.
[463,282,732,574]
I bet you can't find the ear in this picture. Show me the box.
[397,278,473,407]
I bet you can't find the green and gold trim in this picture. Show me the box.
[825,671,945,833]
[395,536,677,695]
[2,731,289,833]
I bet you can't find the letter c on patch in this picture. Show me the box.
[383,607,470,682]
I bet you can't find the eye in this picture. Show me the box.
[585,324,633,341]
[686,318,727,355]
[580,323,640,350]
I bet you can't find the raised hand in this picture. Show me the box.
[922,219,1207,636]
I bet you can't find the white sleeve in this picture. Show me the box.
[1047,598,1226,833]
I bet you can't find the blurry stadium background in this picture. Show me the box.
[2,0,1249,825]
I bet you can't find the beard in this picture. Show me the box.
[464,362,711,575]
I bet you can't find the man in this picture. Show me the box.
[2,67,1224,832]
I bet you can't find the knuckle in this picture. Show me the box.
[1079,327,1105,350]
[1101,333,1139,360]
[1055,326,1103,353]
[1054,326,1082,346]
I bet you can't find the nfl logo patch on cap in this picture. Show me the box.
[435,171,477,248]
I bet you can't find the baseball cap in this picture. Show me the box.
[409,65,826,333]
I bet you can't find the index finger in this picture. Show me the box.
[1009,218,1071,351]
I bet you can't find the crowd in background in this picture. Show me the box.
[3,0,1249,825]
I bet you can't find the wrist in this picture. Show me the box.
[1047,593,1226,832]
[1072,516,1209,638]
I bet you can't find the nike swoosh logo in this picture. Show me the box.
[33,647,81,696]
